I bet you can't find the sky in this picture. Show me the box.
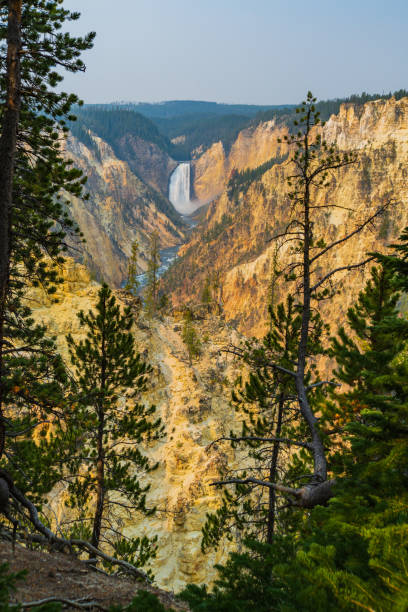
[61,0,408,105]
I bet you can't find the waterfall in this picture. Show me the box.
[169,163,195,215]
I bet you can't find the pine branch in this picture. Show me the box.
[207,436,313,451]
[210,477,299,496]
[210,477,336,508]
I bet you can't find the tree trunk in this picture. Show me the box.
[92,290,107,548]
[295,113,328,484]
[0,0,22,460]
[266,393,284,544]
[91,411,105,548]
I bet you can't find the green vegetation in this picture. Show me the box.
[203,214,233,243]
[125,239,140,295]
[0,563,25,610]
[87,100,292,120]
[0,0,94,501]
[64,284,163,566]
[71,107,171,154]
[182,309,202,364]
[227,154,288,201]
[157,113,251,159]
[110,590,176,611]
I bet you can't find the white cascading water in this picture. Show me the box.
[169,162,199,215]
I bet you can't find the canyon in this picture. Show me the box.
[29,95,408,589]
[165,96,408,337]
[29,260,244,591]
[63,131,185,286]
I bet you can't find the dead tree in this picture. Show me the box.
[0,468,150,581]
[212,92,393,510]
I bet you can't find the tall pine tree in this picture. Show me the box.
[62,285,164,569]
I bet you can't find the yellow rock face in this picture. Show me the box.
[166,97,408,337]
[192,119,289,202]
[29,261,244,591]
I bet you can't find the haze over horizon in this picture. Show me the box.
[62,0,408,106]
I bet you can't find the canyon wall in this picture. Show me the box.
[192,119,289,202]
[63,132,184,287]
[30,261,244,591]
[111,133,177,196]
[165,97,408,337]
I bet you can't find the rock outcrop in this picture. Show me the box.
[114,133,177,195]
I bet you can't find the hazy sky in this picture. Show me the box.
[61,0,408,105]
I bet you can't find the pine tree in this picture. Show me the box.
[202,296,325,550]
[181,309,201,365]
[201,277,213,313]
[279,264,408,609]
[0,0,94,466]
[62,284,164,568]
[125,240,140,295]
[202,92,390,518]
[144,232,161,317]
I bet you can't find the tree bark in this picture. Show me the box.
[91,422,105,548]
[295,109,328,484]
[266,393,284,543]
[0,0,22,460]
[91,291,106,548]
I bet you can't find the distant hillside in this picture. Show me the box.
[102,100,294,119]
[156,113,252,159]
[76,101,295,160]
[252,89,408,127]
[70,107,171,154]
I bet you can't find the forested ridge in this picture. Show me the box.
[0,2,407,610]
[71,90,408,162]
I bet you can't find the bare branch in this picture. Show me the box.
[15,597,105,611]
[311,257,374,293]
[306,381,340,391]
[310,203,391,264]
[7,482,150,582]
[210,477,300,497]
[207,436,313,451]
[210,477,336,508]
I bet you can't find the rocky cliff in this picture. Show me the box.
[63,132,185,287]
[114,133,177,196]
[192,119,289,202]
[164,97,408,337]
[29,260,244,591]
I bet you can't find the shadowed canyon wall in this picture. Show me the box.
[63,132,185,287]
